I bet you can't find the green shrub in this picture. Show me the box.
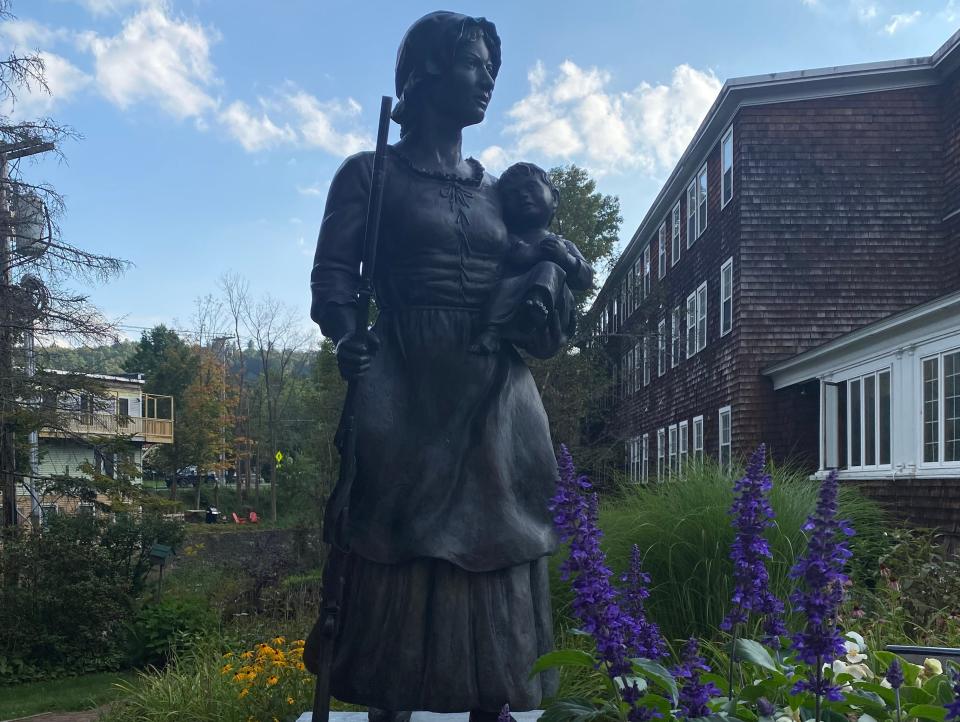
[127,598,218,668]
[0,513,183,684]
[550,459,889,645]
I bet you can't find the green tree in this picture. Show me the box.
[549,164,622,272]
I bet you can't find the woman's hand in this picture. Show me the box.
[335,329,381,380]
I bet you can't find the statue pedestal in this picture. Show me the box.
[297,712,545,722]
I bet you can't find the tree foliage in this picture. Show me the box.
[549,164,622,272]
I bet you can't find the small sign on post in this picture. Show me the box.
[149,543,175,602]
[275,450,284,469]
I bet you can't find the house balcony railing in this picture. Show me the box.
[39,394,175,444]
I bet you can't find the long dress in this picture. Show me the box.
[310,147,561,712]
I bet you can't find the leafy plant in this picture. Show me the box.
[127,598,217,668]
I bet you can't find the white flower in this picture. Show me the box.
[844,639,867,663]
[923,658,943,678]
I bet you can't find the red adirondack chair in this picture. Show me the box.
[248,511,259,524]
[232,512,246,525]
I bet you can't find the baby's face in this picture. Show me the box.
[501,176,556,230]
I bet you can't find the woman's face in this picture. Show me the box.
[433,34,495,128]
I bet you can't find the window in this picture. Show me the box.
[658,318,666,376]
[633,341,641,392]
[623,349,633,398]
[658,223,667,279]
[668,424,678,476]
[693,415,704,461]
[40,504,58,527]
[643,246,651,298]
[613,296,619,332]
[78,502,95,516]
[630,436,642,483]
[632,260,641,309]
[686,180,697,248]
[697,282,708,351]
[721,126,733,208]
[671,305,682,368]
[720,257,733,337]
[642,433,649,482]
[671,202,681,266]
[679,420,689,471]
[719,406,732,471]
[686,283,708,357]
[847,369,892,469]
[643,336,651,386]
[697,164,708,236]
[922,350,960,465]
[657,428,666,479]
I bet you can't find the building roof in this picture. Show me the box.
[762,288,960,389]
[589,28,960,319]
[48,369,146,386]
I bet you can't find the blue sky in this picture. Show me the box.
[1,0,956,343]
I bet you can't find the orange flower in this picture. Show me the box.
[266,675,279,686]
[238,688,249,699]
[287,696,295,705]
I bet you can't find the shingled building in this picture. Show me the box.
[586,29,960,534]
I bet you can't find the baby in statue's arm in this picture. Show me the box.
[470,162,594,355]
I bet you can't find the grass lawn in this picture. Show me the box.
[0,671,136,720]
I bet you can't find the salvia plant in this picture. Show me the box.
[538,445,960,722]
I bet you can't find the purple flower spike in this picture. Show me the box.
[721,444,786,643]
[550,446,631,678]
[621,544,667,661]
[946,668,960,722]
[550,445,666,721]
[789,469,855,701]
[887,659,904,690]
[498,704,511,722]
[673,638,722,718]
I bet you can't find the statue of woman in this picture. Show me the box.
[308,11,579,722]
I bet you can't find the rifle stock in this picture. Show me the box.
[311,95,392,722]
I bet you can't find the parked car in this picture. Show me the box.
[164,465,217,488]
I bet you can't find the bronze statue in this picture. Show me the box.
[307,11,594,722]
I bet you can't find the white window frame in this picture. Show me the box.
[658,318,666,377]
[686,180,697,249]
[687,282,708,357]
[643,246,651,298]
[643,336,651,387]
[720,257,733,337]
[671,201,681,267]
[846,368,893,470]
[679,420,689,471]
[693,415,704,462]
[658,222,667,279]
[697,282,708,352]
[671,305,682,368]
[921,349,960,468]
[629,436,641,483]
[721,125,734,209]
[642,433,649,482]
[657,428,666,479]
[697,164,708,237]
[668,424,678,477]
[719,406,732,471]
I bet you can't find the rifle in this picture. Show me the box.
[310,95,392,722]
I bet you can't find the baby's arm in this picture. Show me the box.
[538,235,594,290]
[502,237,543,271]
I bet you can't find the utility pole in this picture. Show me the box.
[0,140,55,528]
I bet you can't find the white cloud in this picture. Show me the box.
[943,0,959,23]
[297,181,329,197]
[0,51,90,118]
[62,0,151,16]
[883,10,921,34]
[81,3,219,119]
[478,144,509,174]
[285,91,370,156]
[0,18,65,47]
[853,0,879,22]
[219,100,295,151]
[495,60,720,176]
